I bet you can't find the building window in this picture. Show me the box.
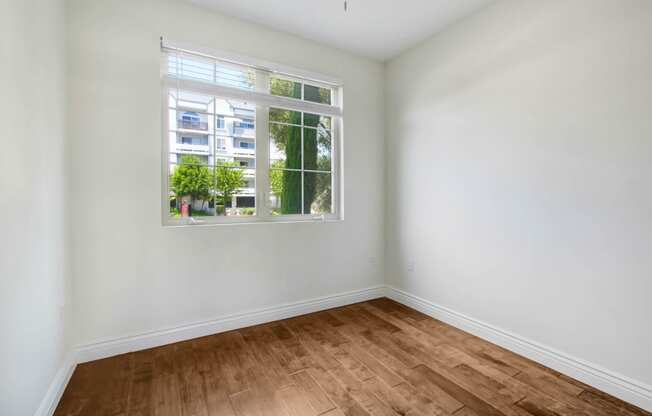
[180,112,207,130]
[235,119,254,129]
[162,44,342,225]
[216,136,226,150]
[181,136,208,146]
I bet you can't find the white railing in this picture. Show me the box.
[232,149,255,157]
[172,144,210,154]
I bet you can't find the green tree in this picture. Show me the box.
[269,78,332,214]
[215,162,245,210]
[303,127,317,213]
[270,77,301,100]
[270,160,285,197]
[170,155,212,206]
[279,82,304,214]
[314,126,332,213]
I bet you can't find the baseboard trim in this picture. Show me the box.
[43,284,651,413]
[385,285,652,412]
[34,352,77,416]
[74,285,385,364]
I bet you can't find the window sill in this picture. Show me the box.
[162,215,342,228]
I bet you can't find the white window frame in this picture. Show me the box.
[161,41,343,226]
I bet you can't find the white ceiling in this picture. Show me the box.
[187,0,495,61]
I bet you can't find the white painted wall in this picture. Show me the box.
[67,0,385,347]
[0,0,69,414]
[385,0,652,387]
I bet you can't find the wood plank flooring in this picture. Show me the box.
[54,298,650,416]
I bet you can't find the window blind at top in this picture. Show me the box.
[162,46,342,118]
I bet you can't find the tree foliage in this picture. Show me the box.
[171,156,246,214]
[269,78,333,214]
[215,162,245,208]
[270,160,285,197]
[170,155,212,202]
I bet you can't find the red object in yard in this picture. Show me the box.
[181,203,189,218]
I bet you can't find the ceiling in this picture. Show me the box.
[187,0,495,61]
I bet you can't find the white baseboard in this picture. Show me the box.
[385,285,652,412]
[74,285,385,364]
[33,352,77,416]
[39,284,651,414]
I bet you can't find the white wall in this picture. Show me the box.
[385,0,652,387]
[0,0,69,414]
[67,0,385,347]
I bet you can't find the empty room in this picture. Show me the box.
[2,0,652,415]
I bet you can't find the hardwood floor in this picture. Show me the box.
[54,298,650,416]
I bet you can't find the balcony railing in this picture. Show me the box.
[237,187,256,195]
[178,120,208,131]
[232,149,255,157]
[234,127,255,137]
[173,144,210,154]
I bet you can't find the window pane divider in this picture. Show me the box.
[269,120,331,131]
[269,168,331,173]
[255,70,271,221]
[301,113,305,215]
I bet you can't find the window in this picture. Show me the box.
[180,136,208,146]
[216,136,226,150]
[269,108,332,215]
[234,119,255,130]
[180,112,207,130]
[162,43,342,225]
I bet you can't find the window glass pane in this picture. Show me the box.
[179,134,209,146]
[216,116,225,129]
[270,77,301,99]
[168,89,256,219]
[168,54,213,83]
[178,112,209,131]
[269,169,302,215]
[269,124,301,169]
[215,136,227,152]
[304,113,331,129]
[175,154,209,165]
[175,91,215,113]
[303,128,331,171]
[269,108,301,125]
[215,156,230,165]
[215,166,255,216]
[169,161,216,218]
[168,53,255,90]
[304,172,332,214]
[304,84,331,105]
